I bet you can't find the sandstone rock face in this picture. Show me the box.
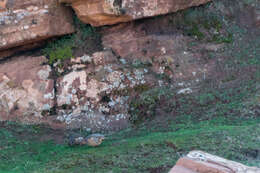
[0,0,74,59]
[102,21,217,89]
[60,0,212,26]
[169,151,260,173]
[0,56,54,123]
[55,50,152,131]
[256,12,260,27]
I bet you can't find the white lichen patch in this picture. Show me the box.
[85,79,108,101]
[0,71,54,116]
[43,89,55,100]
[158,66,165,74]
[56,66,146,127]
[140,1,159,17]
[177,88,193,94]
[37,65,51,80]
[105,0,123,15]
[64,71,87,91]
[56,50,152,130]
[161,47,166,54]
[120,58,127,64]
[81,54,92,63]
[57,71,87,106]
[42,104,51,110]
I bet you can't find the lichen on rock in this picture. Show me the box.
[0,0,75,59]
[0,56,54,123]
[59,0,212,26]
[55,50,151,131]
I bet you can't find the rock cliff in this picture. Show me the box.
[59,0,212,26]
[0,0,75,59]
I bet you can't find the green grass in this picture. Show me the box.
[171,3,234,43]
[42,17,101,65]
[42,35,74,65]
[0,118,260,173]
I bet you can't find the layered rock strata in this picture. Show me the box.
[59,0,212,26]
[0,0,74,59]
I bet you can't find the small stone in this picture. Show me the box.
[177,88,192,94]
[68,134,105,147]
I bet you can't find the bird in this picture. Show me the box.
[68,133,105,147]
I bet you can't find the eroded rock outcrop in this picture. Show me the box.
[256,12,260,27]
[0,0,258,131]
[0,0,74,59]
[102,21,218,89]
[59,0,212,26]
[55,50,154,131]
[0,56,54,123]
[170,151,260,173]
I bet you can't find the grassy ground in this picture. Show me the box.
[0,116,260,173]
[0,0,260,172]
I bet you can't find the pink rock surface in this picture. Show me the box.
[0,56,54,123]
[102,21,217,84]
[55,50,150,131]
[59,0,212,26]
[0,0,74,59]
[169,151,260,173]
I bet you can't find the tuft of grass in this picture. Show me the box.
[129,87,174,124]
[186,24,205,40]
[172,3,234,43]
[42,16,101,65]
[211,33,233,43]
[0,118,260,173]
[42,35,74,65]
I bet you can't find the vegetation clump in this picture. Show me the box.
[171,4,233,43]
[42,35,74,65]
[129,87,174,124]
[42,17,102,65]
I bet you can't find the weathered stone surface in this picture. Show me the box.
[0,42,45,59]
[169,151,260,173]
[257,12,260,27]
[0,0,74,59]
[59,0,212,26]
[56,50,152,131]
[102,21,217,89]
[0,56,54,123]
[0,0,7,12]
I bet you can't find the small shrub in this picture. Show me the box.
[129,87,174,124]
[173,5,233,44]
[42,35,75,65]
[211,33,233,43]
[42,15,102,65]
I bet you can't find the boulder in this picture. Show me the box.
[169,151,260,173]
[59,0,212,26]
[0,56,54,123]
[0,0,75,59]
